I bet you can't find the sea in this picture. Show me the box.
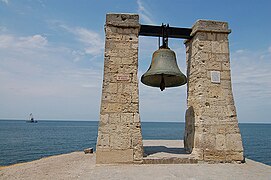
[0,120,270,166]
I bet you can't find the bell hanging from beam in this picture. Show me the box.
[141,24,187,91]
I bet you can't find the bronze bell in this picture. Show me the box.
[141,24,187,91]
[141,46,187,91]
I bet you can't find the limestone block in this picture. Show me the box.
[226,123,241,134]
[191,148,204,160]
[100,114,109,125]
[220,70,231,80]
[221,61,230,71]
[108,113,121,124]
[97,134,110,148]
[191,20,230,36]
[206,32,217,41]
[215,134,226,150]
[122,57,137,65]
[101,102,123,113]
[221,80,232,90]
[110,132,131,149]
[198,41,212,53]
[201,106,228,119]
[214,53,229,62]
[103,92,132,104]
[216,33,228,41]
[225,151,244,161]
[117,49,138,58]
[133,144,143,162]
[207,59,222,71]
[133,113,140,123]
[123,102,139,113]
[106,13,139,28]
[132,129,142,149]
[103,83,118,93]
[204,150,226,162]
[193,32,208,41]
[97,122,111,134]
[121,113,134,124]
[104,64,119,73]
[194,133,216,149]
[225,134,243,151]
[118,93,132,104]
[227,105,237,117]
[96,149,134,164]
[207,85,222,99]
[117,64,137,74]
[131,90,139,103]
[212,41,229,53]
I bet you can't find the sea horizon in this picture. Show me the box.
[0,120,270,166]
[0,119,270,124]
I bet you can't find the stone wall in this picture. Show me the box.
[96,13,143,164]
[184,20,244,162]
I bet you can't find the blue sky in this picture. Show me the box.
[0,0,270,123]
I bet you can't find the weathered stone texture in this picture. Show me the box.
[96,13,143,164]
[184,20,244,162]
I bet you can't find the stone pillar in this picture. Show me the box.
[184,20,244,162]
[96,13,143,164]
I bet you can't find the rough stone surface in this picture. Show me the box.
[143,140,198,164]
[96,13,143,164]
[184,20,244,162]
[1,152,270,180]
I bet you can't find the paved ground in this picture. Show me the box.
[1,140,270,180]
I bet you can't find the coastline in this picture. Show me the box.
[1,151,270,180]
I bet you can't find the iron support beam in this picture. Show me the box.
[139,24,192,39]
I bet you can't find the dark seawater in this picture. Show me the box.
[0,120,270,166]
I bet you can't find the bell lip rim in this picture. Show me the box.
[141,80,187,88]
[140,74,187,88]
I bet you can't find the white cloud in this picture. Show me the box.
[231,48,271,102]
[136,0,155,24]
[0,26,8,32]
[0,34,47,49]
[75,27,104,56]
[59,24,104,57]
[230,47,271,122]
[0,33,103,120]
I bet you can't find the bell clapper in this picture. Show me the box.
[160,74,165,91]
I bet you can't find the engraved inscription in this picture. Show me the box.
[117,74,130,81]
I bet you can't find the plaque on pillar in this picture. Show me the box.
[210,71,221,84]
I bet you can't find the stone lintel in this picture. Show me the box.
[191,20,231,36]
[106,13,139,28]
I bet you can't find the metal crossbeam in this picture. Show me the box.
[139,24,192,39]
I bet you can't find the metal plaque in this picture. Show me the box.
[211,71,221,83]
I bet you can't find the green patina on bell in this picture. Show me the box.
[141,46,187,91]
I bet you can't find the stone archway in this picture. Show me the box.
[96,13,244,164]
